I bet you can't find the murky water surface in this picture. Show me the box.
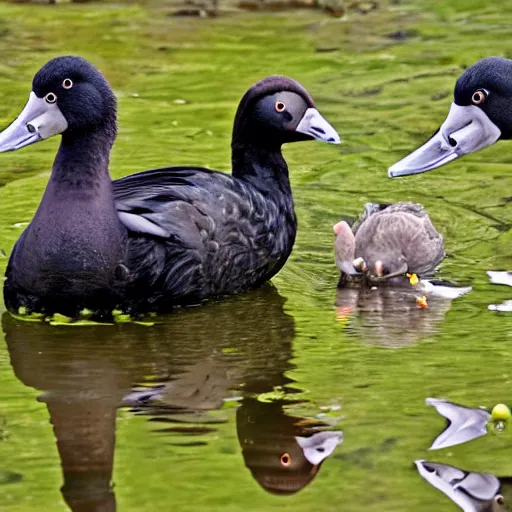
[2,1,512,510]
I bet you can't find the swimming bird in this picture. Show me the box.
[388,56,510,178]
[334,202,445,285]
[0,56,340,317]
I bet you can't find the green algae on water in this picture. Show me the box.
[12,307,154,326]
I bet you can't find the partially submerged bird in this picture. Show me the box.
[0,56,340,317]
[334,202,445,286]
[388,56,512,178]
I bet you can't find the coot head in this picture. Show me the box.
[0,56,116,152]
[232,75,340,147]
[389,57,512,177]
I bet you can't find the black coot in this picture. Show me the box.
[0,56,340,317]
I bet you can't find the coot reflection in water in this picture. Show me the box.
[235,397,342,495]
[425,398,492,451]
[416,399,512,510]
[415,460,512,511]
[335,286,457,347]
[2,285,342,511]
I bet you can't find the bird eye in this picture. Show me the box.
[495,494,505,506]
[62,78,73,89]
[45,92,57,104]
[280,453,291,466]
[472,89,488,105]
[275,101,286,113]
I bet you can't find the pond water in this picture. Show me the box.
[1,1,512,510]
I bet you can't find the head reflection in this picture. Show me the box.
[3,285,340,511]
[236,397,342,494]
[416,461,512,512]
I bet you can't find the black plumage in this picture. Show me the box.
[0,56,339,316]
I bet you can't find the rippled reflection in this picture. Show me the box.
[335,287,456,347]
[2,285,341,510]
[416,460,512,511]
[426,398,491,451]
[236,398,342,494]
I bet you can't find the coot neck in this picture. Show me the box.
[231,139,291,197]
[50,128,113,191]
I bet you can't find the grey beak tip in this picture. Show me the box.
[387,163,412,178]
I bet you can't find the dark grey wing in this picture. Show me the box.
[113,166,222,240]
[113,167,287,305]
[114,167,215,304]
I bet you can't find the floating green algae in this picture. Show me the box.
[12,306,154,326]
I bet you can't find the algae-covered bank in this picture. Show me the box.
[2,1,512,511]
